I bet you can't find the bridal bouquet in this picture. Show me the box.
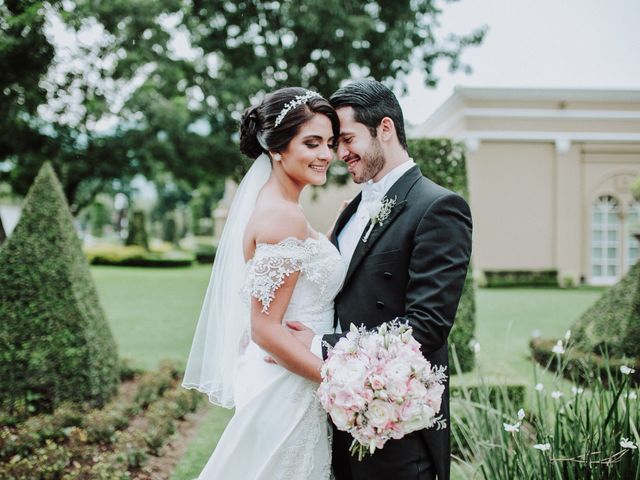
[317,321,447,460]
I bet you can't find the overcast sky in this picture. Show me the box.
[399,0,640,125]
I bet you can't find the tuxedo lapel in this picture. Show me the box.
[343,165,422,286]
[343,201,406,285]
[330,192,361,249]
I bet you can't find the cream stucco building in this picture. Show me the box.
[414,87,640,286]
[296,87,640,286]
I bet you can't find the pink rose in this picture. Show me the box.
[330,406,354,430]
[407,378,427,399]
[369,374,386,390]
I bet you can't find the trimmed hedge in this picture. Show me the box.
[410,138,476,373]
[195,243,217,264]
[484,269,558,288]
[450,383,526,408]
[571,261,640,358]
[530,337,640,387]
[85,245,195,268]
[0,163,119,414]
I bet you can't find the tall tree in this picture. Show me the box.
[0,1,57,177]
[2,0,486,209]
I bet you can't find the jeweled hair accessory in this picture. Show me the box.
[274,91,322,127]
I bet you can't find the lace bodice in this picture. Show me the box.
[242,235,345,327]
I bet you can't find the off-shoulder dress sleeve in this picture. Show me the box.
[242,238,311,313]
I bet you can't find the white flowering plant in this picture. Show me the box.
[317,320,447,460]
[449,336,639,479]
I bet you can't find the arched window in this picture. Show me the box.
[590,195,620,285]
[625,200,640,270]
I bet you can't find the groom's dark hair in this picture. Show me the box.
[330,79,408,151]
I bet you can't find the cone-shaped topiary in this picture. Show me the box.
[572,262,640,358]
[0,163,119,414]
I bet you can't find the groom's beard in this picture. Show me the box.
[352,138,386,184]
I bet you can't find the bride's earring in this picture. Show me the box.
[273,153,282,162]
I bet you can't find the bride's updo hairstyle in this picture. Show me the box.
[240,87,339,159]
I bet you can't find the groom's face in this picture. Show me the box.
[336,107,386,184]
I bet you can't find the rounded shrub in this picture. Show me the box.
[572,261,640,359]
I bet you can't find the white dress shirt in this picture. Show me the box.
[310,159,416,357]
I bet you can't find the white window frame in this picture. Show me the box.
[590,195,620,286]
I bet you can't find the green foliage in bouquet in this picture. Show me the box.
[571,262,640,359]
[0,163,119,414]
[410,138,476,373]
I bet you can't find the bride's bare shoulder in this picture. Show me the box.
[252,201,308,245]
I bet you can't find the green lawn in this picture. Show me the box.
[92,265,212,370]
[91,265,604,479]
[459,287,602,381]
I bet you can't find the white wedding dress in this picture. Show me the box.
[197,234,346,479]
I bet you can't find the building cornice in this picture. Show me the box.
[414,87,640,138]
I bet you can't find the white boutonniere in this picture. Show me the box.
[362,196,397,243]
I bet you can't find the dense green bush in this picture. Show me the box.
[0,360,202,478]
[0,163,119,414]
[410,138,476,373]
[571,262,640,358]
[484,269,559,288]
[0,440,72,479]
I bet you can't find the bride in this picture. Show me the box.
[182,87,345,479]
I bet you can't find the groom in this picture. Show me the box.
[292,79,472,480]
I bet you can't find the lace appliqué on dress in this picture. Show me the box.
[243,237,317,313]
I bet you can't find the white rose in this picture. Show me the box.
[403,404,436,433]
[400,399,421,421]
[333,357,368,386]
[386,379,408,401]
[407,379,427,399]
[366,399,396,429]
[384,358,412,383]
[330,407,353,430]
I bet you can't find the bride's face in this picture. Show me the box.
[278,113,335,187]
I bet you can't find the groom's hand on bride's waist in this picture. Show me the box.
[263,321,315,364]
[286,321,314,349]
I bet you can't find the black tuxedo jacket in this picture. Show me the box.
[323,164,473,480]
